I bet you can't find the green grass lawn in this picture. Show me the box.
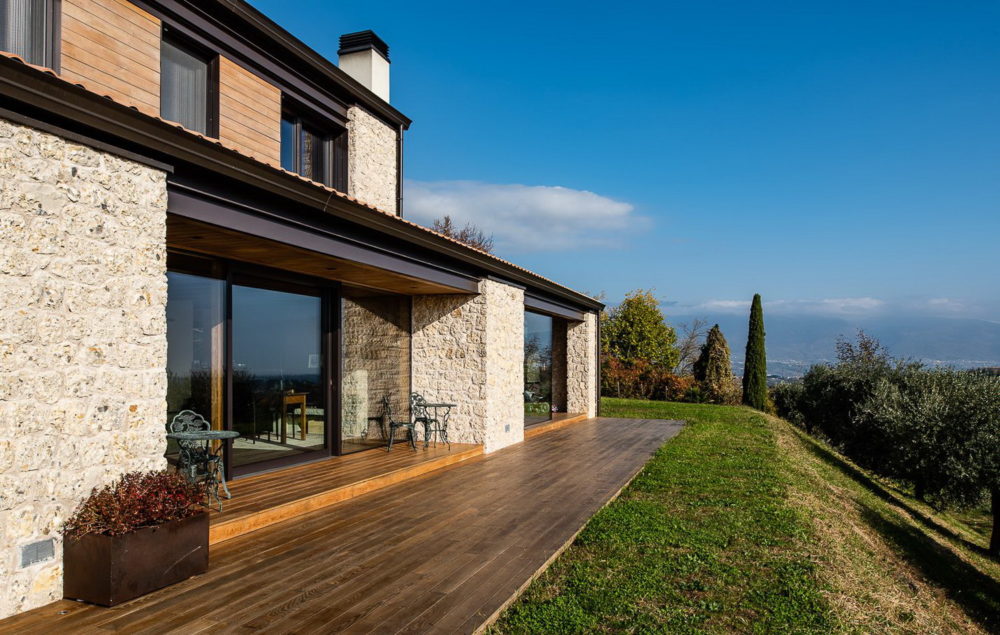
[493,398,1000,634]
[495,399,832,633]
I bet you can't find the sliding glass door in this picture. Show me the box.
[230,282,328,473]
[524,311,554,425]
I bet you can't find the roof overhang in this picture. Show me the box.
[0,55,603,313]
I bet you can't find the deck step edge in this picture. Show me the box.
[209,445,484,545]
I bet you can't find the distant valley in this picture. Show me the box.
[671,313,1000,378]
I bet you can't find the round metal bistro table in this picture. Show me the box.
[166,430,240,511]
[420,403,455,449]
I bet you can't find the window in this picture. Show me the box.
[160,34,216,136]
[281,105,347,190]
[0,0,56,67]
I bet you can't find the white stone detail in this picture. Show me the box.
[566,312,598,417]
[0,117,168,619]
[347,107,398,215]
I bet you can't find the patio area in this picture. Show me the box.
[2,417,682,634]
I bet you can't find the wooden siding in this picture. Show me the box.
[60,0,160,117]
[218,56,281,163]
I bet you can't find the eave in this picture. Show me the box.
[0,55,603,313]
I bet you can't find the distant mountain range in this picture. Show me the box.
[673,314,1000,378]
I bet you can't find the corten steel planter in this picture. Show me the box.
[63,512,208,606]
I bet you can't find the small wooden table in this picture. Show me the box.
[281,392,309,443]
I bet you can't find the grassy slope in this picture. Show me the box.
[493,399,1000,634]
[495,400,832,633]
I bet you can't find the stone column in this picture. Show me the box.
[0,118,169,618]
[411,279,524,453]
[566,312,598,417]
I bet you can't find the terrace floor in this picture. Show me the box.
[3,417,683,634]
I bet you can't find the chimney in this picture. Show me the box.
[338,30,390,102]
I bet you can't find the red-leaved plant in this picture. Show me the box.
[64,471,204,540]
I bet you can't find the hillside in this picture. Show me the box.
[495,400,1000,633]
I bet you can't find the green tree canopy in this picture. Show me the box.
[601,289,679,369]
[742,293,768,409]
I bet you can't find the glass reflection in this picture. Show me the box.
[231,284,326,468]
[166,271,225,463]
[524,312,553,425]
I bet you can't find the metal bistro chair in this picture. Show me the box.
[411,392,450,450]
[381,395,418,452]
[169,410,230,509]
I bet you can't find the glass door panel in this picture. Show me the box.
[166,272,225,461]
[524,311,553,426]
[231,284,326,469]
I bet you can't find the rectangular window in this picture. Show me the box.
[281,104,348,190]
[0,0,55,67]
[160,35,215,136]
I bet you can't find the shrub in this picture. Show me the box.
[771,381,805,426]
[64,471,205,540]
[776,331,1000,556]
[601,356,693,401]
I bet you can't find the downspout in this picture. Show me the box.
[396,123,404,216]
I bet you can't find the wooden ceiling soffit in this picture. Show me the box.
[167,191,478,295]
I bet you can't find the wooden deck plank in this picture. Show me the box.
[0,418,682,634]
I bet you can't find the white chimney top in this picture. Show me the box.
[338,30,390,103]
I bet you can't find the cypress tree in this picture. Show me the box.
[693,325,736,403]
[742,293,768,409]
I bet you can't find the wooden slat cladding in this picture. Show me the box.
[218,56,281,163]
[60,0,161,117]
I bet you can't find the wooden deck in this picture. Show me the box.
[2,417,683,634]
[523,411,588,439]
[210,442,482,544]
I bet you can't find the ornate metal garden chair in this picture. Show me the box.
[381,395,418,452]
[168,410,229,509]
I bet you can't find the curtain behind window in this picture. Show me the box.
[161,39,208,134]
[0,0,48,66]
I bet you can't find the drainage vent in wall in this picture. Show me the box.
[20,539,54,567]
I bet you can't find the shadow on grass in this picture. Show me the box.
[793,430,1000,632]
[796,429,988,557]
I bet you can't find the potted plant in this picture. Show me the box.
[63,470,208,606]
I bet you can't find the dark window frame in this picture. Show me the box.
[281,99,348,191]
[0,0,60,70]
[160,25,219,138]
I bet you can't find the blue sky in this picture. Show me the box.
[251,0,1000,321]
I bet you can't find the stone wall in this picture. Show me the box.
[411,279,524,453]
[341,295,411,442]
[0,118,169,618]
[566,312,598,417]
[347,106,397,215]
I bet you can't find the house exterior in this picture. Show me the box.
[0,0,601,618]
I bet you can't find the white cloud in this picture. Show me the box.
[404,180,644,252]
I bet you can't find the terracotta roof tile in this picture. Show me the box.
[0,50,598,304]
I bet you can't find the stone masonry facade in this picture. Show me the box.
[411,279,525,453]
[347,106,398,215]
[566,312,598,417]
[0,118,169,618]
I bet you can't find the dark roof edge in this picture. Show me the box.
[211,0,410,129]
[0,56,601,312]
